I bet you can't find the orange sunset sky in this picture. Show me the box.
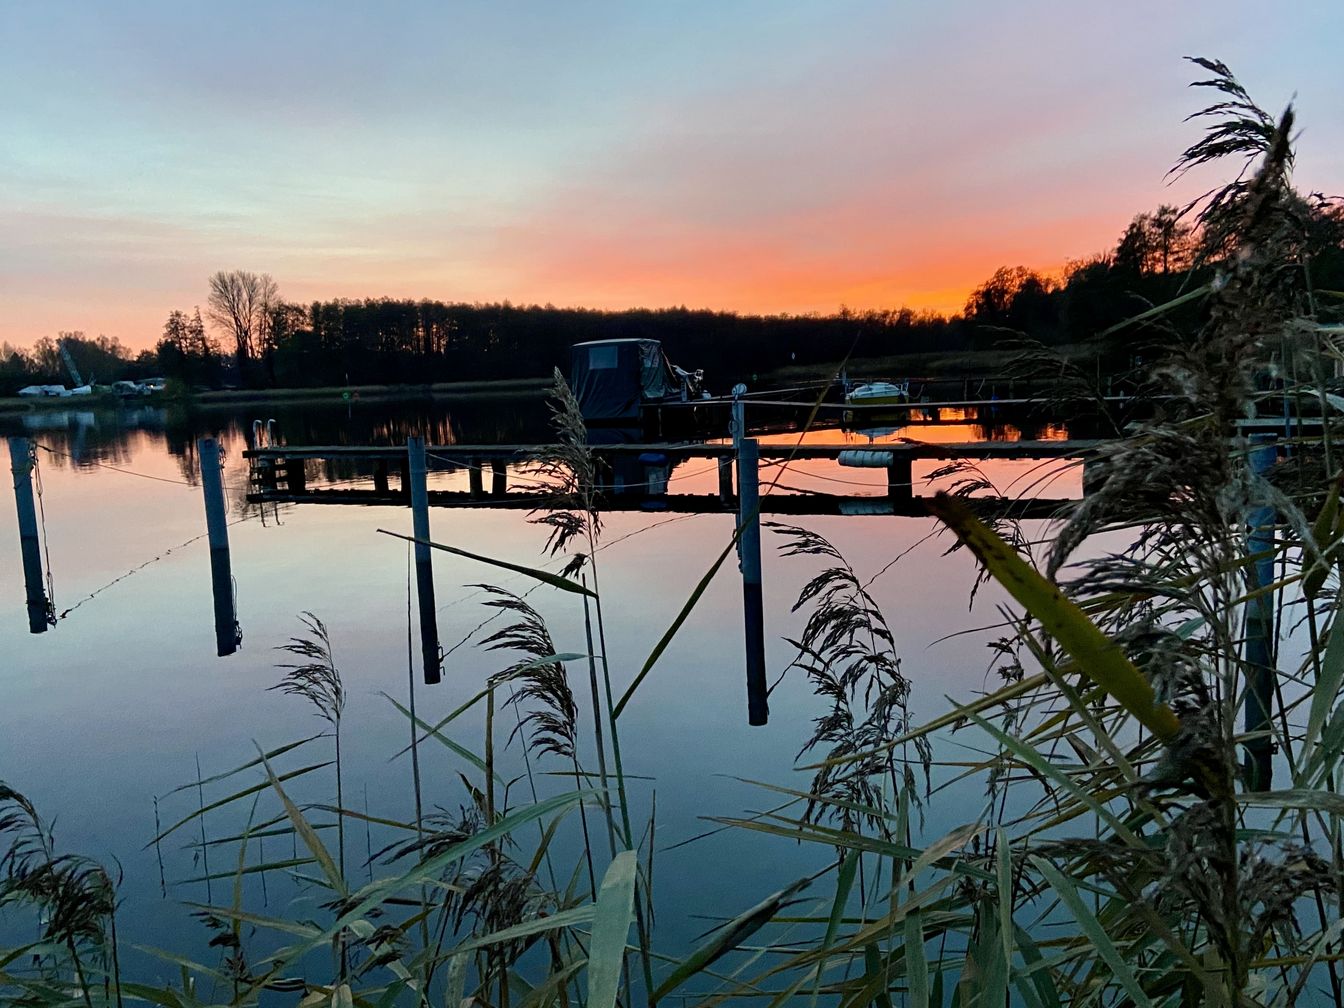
[3,1,1342,352]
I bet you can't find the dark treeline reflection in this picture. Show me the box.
[2,396,555,486]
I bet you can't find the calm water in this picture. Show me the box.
[0,397,1081,989]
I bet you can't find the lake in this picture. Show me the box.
[0,395,1082,994]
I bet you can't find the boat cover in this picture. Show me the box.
[570,339,677,421]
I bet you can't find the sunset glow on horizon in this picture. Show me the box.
[3,1,1342,351]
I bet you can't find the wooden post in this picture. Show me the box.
[491,460,507,496]
[737,437,768,726]
[468,464,484,498]
[408,437,442,684]
[1244,434,1276,788]
[373,459,389,494]
[887,450,913,501]
[198,437,240,656]
[7,437,50,634]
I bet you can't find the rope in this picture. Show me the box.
[34,443,196,487]
[55,515,249,620]
[230,573,243,647]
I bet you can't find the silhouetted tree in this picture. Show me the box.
[207,270,279,380]
[1114,205,1196,275]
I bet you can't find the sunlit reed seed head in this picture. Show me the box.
[477,586,579,762]
[271,611,344,725]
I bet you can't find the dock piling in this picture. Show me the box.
[491,460,507,496]
[887,450,913,501]
[468,463,484,498]
[408,437,442,684]
[737,437,768,726]
[8,437,51,634]
[1244,433,1277,788]
[718,456,734,504]
[198,437,240,656]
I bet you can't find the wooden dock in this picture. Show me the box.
[244,438,1099,517]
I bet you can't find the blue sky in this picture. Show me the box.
[2,1,1341,348]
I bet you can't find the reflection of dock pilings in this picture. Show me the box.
[408,437,442,684]
[198,437,241,656]
[7,437,52,634]
[737,438,768,726]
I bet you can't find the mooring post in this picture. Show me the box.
[1244,433,1277,788]
[737,437,769,726]
[7,437,51,634]
[491,459,507,496]
[468,463,484,498]
[717,455,734,505]
[284,457,306,493]
[887,449,913,501]
[408,437,442,684]
[198,437,240,656]
[730,382,747,543]
[373,459,389,495]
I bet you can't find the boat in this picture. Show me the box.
[841,380,911,424]
[569,339,708,430]
[846,380,910,407]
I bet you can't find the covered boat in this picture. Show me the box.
[846,380,910,406]
[570,339,704,423]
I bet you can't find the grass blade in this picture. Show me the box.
[378,530,595,596]
[586,850,638,1008]
[929,492,1180,741]
[1031,856,1154,1008]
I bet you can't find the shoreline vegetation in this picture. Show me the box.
[4,59,1344,1007]
[0,376,552,417]
[0,343,1086,419]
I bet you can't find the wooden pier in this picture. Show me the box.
[244,438,1099,518]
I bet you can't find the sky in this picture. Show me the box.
[2,1,1342,351]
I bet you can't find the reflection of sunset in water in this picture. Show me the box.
[701,420,1084,499]
[0,399,1094,978]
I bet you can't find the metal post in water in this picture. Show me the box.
[408,437,442,684]
[8,437,51,634]
[198,437,240,656]
[491,460,507,497]
[730,383,747,450]
[887,449,913,502]
[1244,433,1277,788]
[737,437,768,726]
[717,455,733,505]
[731,382,747,543]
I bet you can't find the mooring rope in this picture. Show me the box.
[34,443,196,487]
[54,516,249,621]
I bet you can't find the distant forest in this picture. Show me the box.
[3,197,1342,397]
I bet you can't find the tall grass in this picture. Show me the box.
[2,57,1343,1007]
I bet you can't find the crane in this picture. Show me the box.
[58,338,94,394]
[59,339,84,387]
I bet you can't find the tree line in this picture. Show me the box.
[3,197,1341,397]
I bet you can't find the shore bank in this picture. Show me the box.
[0,376,552,417]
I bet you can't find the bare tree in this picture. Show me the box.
[206,270,279,367]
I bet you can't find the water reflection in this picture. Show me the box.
[0,394,1091,983]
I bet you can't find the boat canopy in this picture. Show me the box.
[570,339,678,421]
